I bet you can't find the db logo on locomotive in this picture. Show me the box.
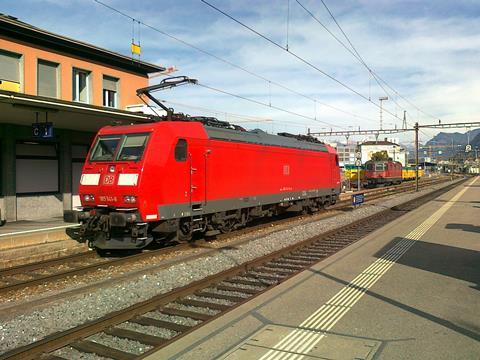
[103,174,116,185]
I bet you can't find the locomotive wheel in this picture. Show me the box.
[219,219,236,233]
[177,220,193,242]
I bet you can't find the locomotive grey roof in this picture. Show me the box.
[205,127,328,152]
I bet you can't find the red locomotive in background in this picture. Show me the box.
[65,118,341,250]
[364,160,402,187]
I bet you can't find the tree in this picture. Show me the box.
[370,151,391,161]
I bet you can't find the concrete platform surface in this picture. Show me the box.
[148,177,480,360]
[0,217,78,251]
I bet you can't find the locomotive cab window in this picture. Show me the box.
[175,139,187,161]
[117,134,149,161]
[366,163,374,170]
[90,136,121,161]
[375,163,385,171]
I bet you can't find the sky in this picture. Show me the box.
[2,0,480,144]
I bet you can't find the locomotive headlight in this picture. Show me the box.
[83,194,95,202]
[124,195,137,204]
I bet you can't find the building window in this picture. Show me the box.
[103,75,118,108]
[0,50,21,92]
[72,68,91,103]
[37,59,59,98]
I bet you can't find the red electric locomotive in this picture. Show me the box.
[364,160,402,187]
[66,118,341,250]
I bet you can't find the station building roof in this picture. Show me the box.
[0,13,164,76]
[0,89,159,133]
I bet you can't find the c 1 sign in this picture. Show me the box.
[32,122,54,139]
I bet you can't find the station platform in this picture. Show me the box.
[0,217,78,250]
[0,217,82,268]
[148,177,480,360]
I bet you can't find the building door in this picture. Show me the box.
[16,142,60,220]
[72,145,88,208]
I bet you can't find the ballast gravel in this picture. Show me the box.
[117,321,179,339]
[53,346,109,360]
[185,294,234,306]
[220,281,265,291]
[87,332,152,355]
[206,288,251,298]
[0,180,459,355]
[168,302,220,316]
[146,311,200,327]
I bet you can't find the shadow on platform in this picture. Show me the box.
[433,199,480,204]
[311,269,480,343]
[312,236,480,342]
[445,223,480,233]
[374,237,480,291]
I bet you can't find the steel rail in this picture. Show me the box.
[0,251,96,277]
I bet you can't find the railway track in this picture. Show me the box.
[0,176,451,297]
[0,177,466,360]
[0,244,191,296]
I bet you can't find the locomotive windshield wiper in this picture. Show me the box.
[136,76,198,120]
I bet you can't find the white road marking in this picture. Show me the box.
[259,177,475,360]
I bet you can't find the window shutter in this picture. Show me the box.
[103,76,118,91]
[38,60,58,98]
[0,50,20,82]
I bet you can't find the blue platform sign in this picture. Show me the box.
[32,122,54,139]
[352,193,365,206]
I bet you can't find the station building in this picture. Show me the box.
[0,14,164,222]
[331,143,358,166]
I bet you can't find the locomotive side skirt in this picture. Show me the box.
[157,188,337,219]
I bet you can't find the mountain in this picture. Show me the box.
[472,132,480,148]
[422,128,480,159]
[425,128,480,146]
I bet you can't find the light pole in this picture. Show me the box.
[415,122,419,192]
[379,96,388,130]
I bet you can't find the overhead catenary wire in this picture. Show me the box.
[295,0,407,121]
[317,0,443,124]
[297,0,446,143]
[94,0,437,141]
[200,0,405,123]
[147,97,317,131]
[316,0,415,126]
[197,82,341,127]
[159,98,274,123]
[92,0,378,129]
[286,0,290,51]
[294,0,446,136]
